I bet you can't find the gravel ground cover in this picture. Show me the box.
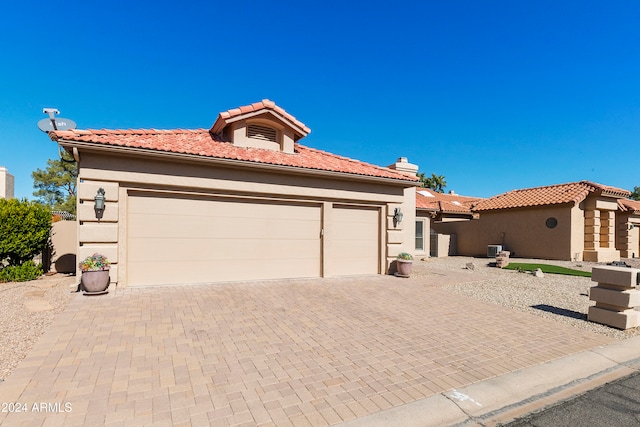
[413,256,640,340]
[0,274,76,381]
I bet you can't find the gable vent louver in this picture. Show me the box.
[247,124,277,143]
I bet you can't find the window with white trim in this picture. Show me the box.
[415,220,425,251]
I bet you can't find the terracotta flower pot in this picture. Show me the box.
[396,259,413,277]
[81,270,110,293]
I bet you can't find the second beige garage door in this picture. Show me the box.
[127,193,322,285]
[330,205,380,276]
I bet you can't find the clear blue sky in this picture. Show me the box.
[1,0,639,200]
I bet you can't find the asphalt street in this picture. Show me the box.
[506,371,640,427]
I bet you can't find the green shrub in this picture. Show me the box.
[0,261,43,283]
[0,199,52,266]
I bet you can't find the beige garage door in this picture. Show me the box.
[331,205,380,276]
[127,193,322,285]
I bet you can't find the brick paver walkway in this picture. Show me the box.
[0,269,612,426]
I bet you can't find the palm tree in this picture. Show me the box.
[417,172,427,187]
[419,173,447,193]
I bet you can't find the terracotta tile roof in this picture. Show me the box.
[473,181,631,212]
[618,198,640,214]
[50,128,417,182]
[582,181,632,198]
[416,188,483,214]
[211,99,311,138]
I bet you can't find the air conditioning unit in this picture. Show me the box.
[487,245,503,258]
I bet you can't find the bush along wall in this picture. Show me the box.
[0,199,52,282]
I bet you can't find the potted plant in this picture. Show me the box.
[396,252,413,277]
[79,253,110,294]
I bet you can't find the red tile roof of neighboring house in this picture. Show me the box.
[50,128,417,182]
[416,188,483,214]
[211,99,311,137]
[618,198,640,214]
[473,181,630,212]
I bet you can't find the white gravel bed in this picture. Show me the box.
[0,274,77,381]
[415,256,640,340]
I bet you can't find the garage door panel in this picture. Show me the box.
[332,238,377,251]
[333,257,376,275]
[128,257,321,285]
[127,194,321,285]
[128,214,219,239]
[331,206,380,276]
[129,195,320,216]
[334,222,377,236]
[130,235,321,259]
[129,213,319,240]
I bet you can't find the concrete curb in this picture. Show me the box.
[338,336,640,427]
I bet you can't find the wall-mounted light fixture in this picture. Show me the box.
[94,188,106,220]
[393,207,403,227]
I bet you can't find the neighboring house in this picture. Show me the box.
[49,100,419,287]
[432,181,630,262]
[416,188,482,257]
[617,198,640,258]
[0,167,14,199]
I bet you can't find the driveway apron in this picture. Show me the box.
[0,269,612,426]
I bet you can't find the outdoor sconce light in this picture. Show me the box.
[393,207,403,227]
[94,188,106,220]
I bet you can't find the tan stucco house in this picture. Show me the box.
[617,198,640,258]
[49,100,419,287]
[416,188,482,257]
[432,181,631,262]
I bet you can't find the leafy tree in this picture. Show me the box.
[0,199,52,267]
[419,173,447,193]
[32,154,78,214]
[631,186,640,201]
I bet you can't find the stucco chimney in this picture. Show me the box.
[387,157,419,177]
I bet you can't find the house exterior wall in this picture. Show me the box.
[75,151,414,286]
[414,211,431,257]
[617,212,640,258]
[582,196,621,262]
[570,202,586,261]
[50,220,77,273]
[432,205,577,260]
[435,233,457,257]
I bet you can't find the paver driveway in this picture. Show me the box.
[0,268,611,426]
